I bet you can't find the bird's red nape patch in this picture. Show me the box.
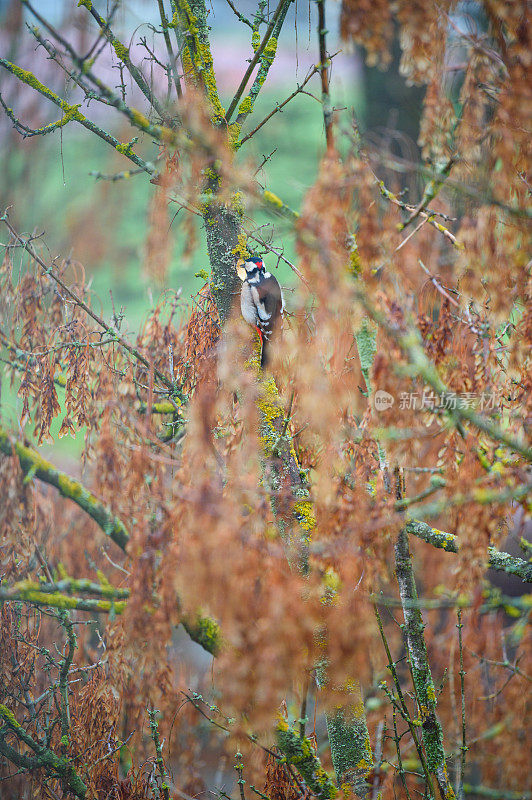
[255,325,263,343]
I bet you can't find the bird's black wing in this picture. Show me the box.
[255,276,282,338]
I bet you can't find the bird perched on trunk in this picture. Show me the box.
[239,256,284,367]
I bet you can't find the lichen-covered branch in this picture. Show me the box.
[0,427,222,650]
[171,0,225,123]
[181,612,222,656]
[0,705,87,798]
[226,0,293,123]
[0,57,154,172]
[148,708,171,800]
[405,519,532,583]
[261,188,300,220]
[276,717,338,800]
[0,576,129,612]
[233,0,294,134]
[0,586,127,614]
[395,527,456,800]
[0,425,130,551]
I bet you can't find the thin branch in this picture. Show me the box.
[240,59,331,145]
[316,0,333,148]
[378,179,463,250]
[0,57,154,174]
[148,708,171,800]
[80,1,168,120]
[157,0,183,99]
[224,0,254,28]
[398,156,456,231]
[0,707,87,798]
[457,610,467,800]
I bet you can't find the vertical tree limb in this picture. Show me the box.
[316,0,334,149]
[395,527,456,799]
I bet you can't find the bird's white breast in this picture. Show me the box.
[240,282,258,324]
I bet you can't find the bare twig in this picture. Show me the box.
[240,58,338,145]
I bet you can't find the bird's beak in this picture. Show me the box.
[236,259,246,281]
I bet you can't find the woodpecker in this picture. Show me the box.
[239,256,284,367]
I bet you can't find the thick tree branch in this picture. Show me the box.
[405,519,532,583]
[0,425,130,551]
[0,706,87,798]
[276,718,338,800]
[226,0,293,123]
[233,0,294,133]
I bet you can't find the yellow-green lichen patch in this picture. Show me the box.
[323,566,340,594]
[293,499,316,531]
[176,0,225,123]
[349,246,362,277]
[25,590,82,610]
[237,95,254,117]
[0,704,20,727]
[96,599,127,613]
[232,232,249,261]
[3,62,84,123]
[57,473,85,501]
[115,140,136,156]
[263,189,284,209]
[276,717,337,800]
[111,38,130,62]
[231,191,245,218]
[257,376,284,456]
[182,612,221,656]
[262,36,278,63]
[228,121,242,150]
[129,108,150,129]
[251,30,261,51]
